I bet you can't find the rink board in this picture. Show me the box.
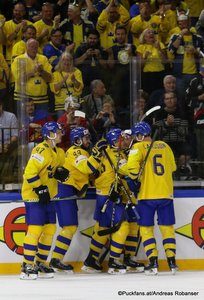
[0,189,204,274]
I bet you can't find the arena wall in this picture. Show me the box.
[0,189,204,274]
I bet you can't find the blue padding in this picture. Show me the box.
[1,188,204,202]
[174,189,204,198]
[0,193,22,201]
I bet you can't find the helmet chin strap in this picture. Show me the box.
[136,135,144,142]
[47,133,57,147]
[129,138,134,149]
[74,138,82,147]
[112,135,123,149]
[51,140,56,147]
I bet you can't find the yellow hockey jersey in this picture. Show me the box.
[127,140,176,201]
[22,141,66,201]
[62,145,100,192]
[95,146,127,195]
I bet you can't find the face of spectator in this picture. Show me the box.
[87,34,99,48]
[13,3,26,21]
[42,4,54,21]
[0,103,3,115]
[139,2,151,20]
[143,29,155,43]
[115,29,126,44]
[26,39,39,59]
[137,97,146,112]
[67,6,81,21]
[25,101,35,115]
[93,82,106,97]
[164,93,177,108]
[66,107,76,124]
[178,18,189,30]
[108,7,120,23]
[51,31,63,47]
[24,28,36,41]
[102,102,112,113]
[62,56,73,71]
[164,78,176,92]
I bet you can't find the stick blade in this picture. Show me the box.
[97,222,122,236]
[140,105,161,121]
[146,105,161,116]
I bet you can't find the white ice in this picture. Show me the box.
[0,271,204,300]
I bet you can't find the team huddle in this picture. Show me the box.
[20,120,177,280]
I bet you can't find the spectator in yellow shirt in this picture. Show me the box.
[137,28,167,94]
[50,52,84,118]
[11,38,52,113]
[34,2,60,51]
[2,2,32,63]
[11,25,37,61]
[130,1,168,47]
[97,0,130,50]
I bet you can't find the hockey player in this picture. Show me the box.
[120,130,144,272]
[127,121,178,275]
[49,127,107,272]
[20,122,69,280]
[82,128,144,274]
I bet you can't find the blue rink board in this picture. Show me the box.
[0,188,204,202]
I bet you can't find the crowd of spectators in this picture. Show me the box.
[0,0,204,183]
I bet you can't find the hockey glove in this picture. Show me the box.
[91,146,102,160]
[133,180,141,195]
[109,183,121,204]
[34,185,50,204]
[95,139,107,152]
[127,203,140,220]
[53,167,69,182]
[125,177,141,197]
[91,139,108,160]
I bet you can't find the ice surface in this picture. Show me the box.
[0,271,204,300]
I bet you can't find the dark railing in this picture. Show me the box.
[0,127,19,186]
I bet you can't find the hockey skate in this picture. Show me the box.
[20,262,38,280]
[167,257,178,275]
[49,258,73,273]
[108,258,126,275]
[35,261,55,278]
[82,252,102,273]
[124,255,144,273]
[144,256,158,275]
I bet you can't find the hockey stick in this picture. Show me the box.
[98,128,158,236]
[140,105,161,122]
[98,239,110,264]
[136,128,158,180]
[98,148,140,236]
